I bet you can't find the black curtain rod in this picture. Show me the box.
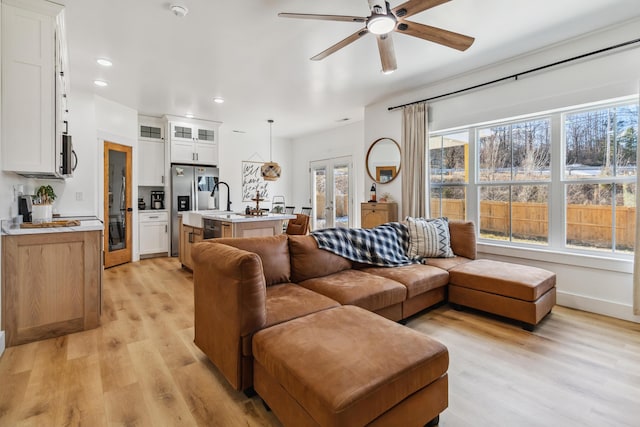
[388,37,640,111]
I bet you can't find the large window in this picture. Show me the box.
[429,96,638,257]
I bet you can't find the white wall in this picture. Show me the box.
[363,18,640,322]
[218,127,293,213]
[290,121,365,224]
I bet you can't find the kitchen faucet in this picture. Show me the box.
[211,181,232,212]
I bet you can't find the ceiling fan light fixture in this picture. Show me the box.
[367,14,395,35]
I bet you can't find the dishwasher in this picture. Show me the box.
[203,218,222,239]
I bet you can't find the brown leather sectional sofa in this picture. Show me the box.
[192,220,556,426]
[192,220,478,392]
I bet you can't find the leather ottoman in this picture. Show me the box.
[252,305,448,427]
[448,259,556,330]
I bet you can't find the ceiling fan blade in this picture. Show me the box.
[395,20,474,51]
[278,13,366,23]
[376,34,397,73]
[392,0,450,19]
[311,28,369,61]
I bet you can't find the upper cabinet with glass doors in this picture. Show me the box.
[169,119,220,166]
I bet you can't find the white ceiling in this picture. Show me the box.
[59,0,640,139]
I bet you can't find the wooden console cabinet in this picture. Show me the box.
[361,202,398,228]
[1,230,102,347]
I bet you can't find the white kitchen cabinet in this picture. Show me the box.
[139,140,165,186]
[169,121,219,165]
[139,211,169,256]
[138,121,165,187]
[1,0,66,177]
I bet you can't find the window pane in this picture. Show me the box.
[511,185,548,244]
[430,186,466,220]
[429,132,469,184]
[512,120,551,181]
[615,105,638,176]
[479,125,511,181]
[564,103,638,178]
[479,186,510,240]
[334,164,350,228]
[566,183,613,250]
[615,183,635,253]
[480,185,548,244]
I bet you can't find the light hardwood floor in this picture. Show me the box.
[1,257,639,427]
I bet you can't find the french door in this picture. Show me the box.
[104,141,133,268]
[310,156,353,230]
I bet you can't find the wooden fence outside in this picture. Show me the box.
[432,198,636,248]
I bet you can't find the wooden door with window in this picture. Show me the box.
[104,141,133,268]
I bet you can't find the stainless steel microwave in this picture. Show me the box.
[61,134,76,177]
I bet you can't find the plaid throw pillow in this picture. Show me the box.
[406,217,455,258]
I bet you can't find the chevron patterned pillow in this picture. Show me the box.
[406,216,455,258]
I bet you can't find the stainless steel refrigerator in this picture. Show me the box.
[170,164,219,256]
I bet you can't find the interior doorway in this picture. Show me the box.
[104,141,133,268]
[310,156,353,230]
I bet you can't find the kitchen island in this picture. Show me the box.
[1,219,104,347]
[179,210,295,270]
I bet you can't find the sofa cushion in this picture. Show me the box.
[362,264,449,298]
[406,217,454,258]
[288,235,352,282]
[448,220,477,260]
[427,256,473,271]
[215,234,290,286]
[449,259,556,301]
[241,283,340,357]
[265,283,340,329]
[299,269,406,312]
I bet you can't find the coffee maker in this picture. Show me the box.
[150,191,165,210]
[18,195,33,222]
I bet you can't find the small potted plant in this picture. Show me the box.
[32,185,56,223]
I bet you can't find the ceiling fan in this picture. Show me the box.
[279,0,475,74]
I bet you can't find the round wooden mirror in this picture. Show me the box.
[366,137,401,184]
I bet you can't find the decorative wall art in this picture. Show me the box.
[242,161,271,202]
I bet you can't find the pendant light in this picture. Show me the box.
[261,119,281,181]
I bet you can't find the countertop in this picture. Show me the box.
[182,210,295,227]
[1,218,104,235]
[203,212,296,223]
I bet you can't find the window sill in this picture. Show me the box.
[477,241,633,274]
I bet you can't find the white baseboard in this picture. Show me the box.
[0,331,5,357]
[557,291,640,323]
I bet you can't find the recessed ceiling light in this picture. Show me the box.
[93,80,108,87]
[185,113,194,118]
[96,58,112,67]
[170,4,188,17]
[213,97,225,104]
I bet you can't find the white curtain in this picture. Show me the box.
[401,102,428,219]
[634,91,640,316]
